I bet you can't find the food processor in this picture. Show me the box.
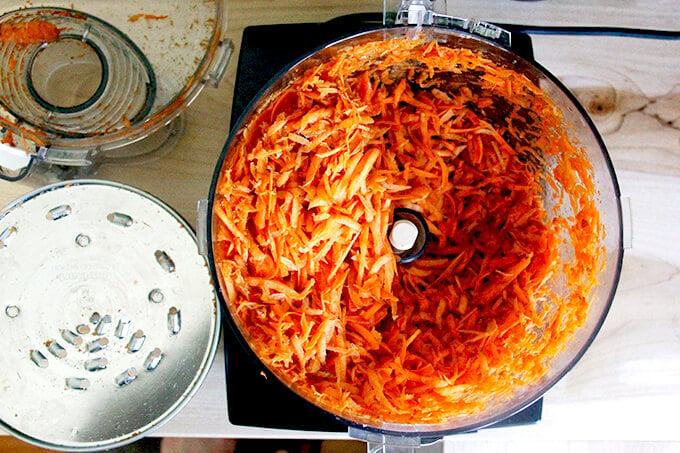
[207,1,623,451]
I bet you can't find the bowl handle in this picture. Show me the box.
[0,143,35,182]
[206,39,235,88]
[349,426,443,453]
[196,198,210,257]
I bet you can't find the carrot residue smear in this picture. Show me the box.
[0,21,60,45]
[213,37,605,426]
[1,130,14,147]
[128,14,169,23]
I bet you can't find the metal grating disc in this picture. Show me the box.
[0,180,219,451]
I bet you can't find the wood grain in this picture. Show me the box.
[0,437,59,453]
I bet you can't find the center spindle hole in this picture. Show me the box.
[388,208,429,264]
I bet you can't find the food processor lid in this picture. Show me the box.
[0,0,231,153]
[0,180,220,451]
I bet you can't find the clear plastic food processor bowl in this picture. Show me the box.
[0,0,232,179]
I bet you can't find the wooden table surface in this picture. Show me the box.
[1,0,679,449]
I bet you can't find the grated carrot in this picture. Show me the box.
[128,14,169,23]
[214,37,604,425]
[0,20,60,44]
